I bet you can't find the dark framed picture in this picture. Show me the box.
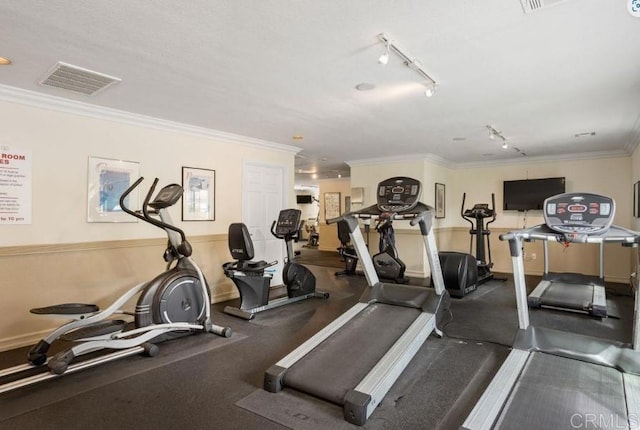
[635,181,640,218]
[435,183,445,219]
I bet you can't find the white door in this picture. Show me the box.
[242,162,286,286]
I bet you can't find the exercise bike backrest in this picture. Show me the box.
[226,223,277,272]
[120,177,193,261]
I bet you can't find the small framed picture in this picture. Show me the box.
[324,192,341,220]
[87,156,140,223]
[182,167,215,221]
[435,183,445,219]
[635,181,640,218]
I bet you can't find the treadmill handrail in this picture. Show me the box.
[500,224,640,245]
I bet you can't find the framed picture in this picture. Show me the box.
[182,167,215,221]
[324,192,341,220]
[435,183,445,219]
[87,156,140,223]
[635,181,640,218]
[351,187,364,204]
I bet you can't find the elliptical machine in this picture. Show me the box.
[461,193,500,285]
[0,178,231,392]
[372,213,409,284]
[223,208,329,320]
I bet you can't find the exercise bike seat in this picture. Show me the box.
[30,303,100,315]
[223,260,276,274]
[224,223,278,275]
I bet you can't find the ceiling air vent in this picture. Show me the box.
[39,62,121,95]
[520,0,570,14]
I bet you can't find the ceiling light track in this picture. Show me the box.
[486,125,509,149]
[377,33,437,97]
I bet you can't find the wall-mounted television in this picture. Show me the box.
[503,177,566,211]
[296,195,314,204]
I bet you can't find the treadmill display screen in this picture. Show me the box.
[544,193,615,235]
[376,177,422,213]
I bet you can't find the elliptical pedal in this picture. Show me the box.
[30,303,100,316]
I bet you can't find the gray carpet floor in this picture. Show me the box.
[0,263,635,430]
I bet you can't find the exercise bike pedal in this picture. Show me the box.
[60,319,127,341]
[30,303,100,316]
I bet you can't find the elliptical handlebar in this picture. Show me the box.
[486,193,498,227]
[461,193,474,228]
[119,177,188,244]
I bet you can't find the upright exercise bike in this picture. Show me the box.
[1,178,231,392]
[223,208,329,320]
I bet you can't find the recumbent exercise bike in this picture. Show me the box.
[223,208,329,320]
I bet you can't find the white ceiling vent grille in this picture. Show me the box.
[521,0,570,14]
[39,62,121,95]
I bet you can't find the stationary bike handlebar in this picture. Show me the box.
[270,219,300,241]
[119,177,188,245]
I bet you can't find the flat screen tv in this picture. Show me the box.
[503,177,566,211]
[296,195,313,204]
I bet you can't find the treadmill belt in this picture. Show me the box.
[496,352,628,430]
[284,303,421,405]
[542,282,594,311]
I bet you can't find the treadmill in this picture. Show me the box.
[527,193,611,317]
[463,192,640,430]
[264,177,450,426]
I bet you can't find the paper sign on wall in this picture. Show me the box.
[0,145,32,224]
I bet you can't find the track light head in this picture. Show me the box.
[502,141,508,149]
[425,85,435,98]
[378,40,390,65]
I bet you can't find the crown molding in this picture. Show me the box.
[623,112,640,155]
[347,152,452,168]
[0,84,300,154]
[452,149,630,169]
[347,148,630,170]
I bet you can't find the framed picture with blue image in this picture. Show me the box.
[87,156,140,223]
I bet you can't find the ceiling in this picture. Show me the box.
[1,1,639,185]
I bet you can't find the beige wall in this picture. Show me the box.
[0,97,295,350]
[317,177,351,252]
[351,155,635,282]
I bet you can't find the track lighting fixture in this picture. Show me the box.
[378,40,390,65]
[424,84,436,98]
[486,125,509,149]
[377,33,437,97]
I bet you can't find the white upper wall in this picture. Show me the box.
[0,96,296,247]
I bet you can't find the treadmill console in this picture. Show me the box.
[274,209,302,236]
[544,193,615,235]
[376,177,421,213]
